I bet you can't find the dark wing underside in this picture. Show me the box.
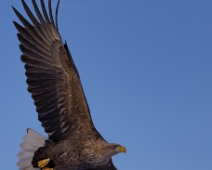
[83,159,117,170]
[13,0,104,142]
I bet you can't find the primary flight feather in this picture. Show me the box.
[13,0,126,170]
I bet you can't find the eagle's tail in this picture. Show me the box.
[17,128,46,170]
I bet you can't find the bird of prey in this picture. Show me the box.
[13,0,126,170]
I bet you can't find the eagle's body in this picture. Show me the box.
[13,0,126,170]
[33,138,114,169]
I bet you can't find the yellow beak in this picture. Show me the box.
[119,146,127,153]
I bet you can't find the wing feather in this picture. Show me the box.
[40,0,50,23]
[32,0,45,23]
[13,0,103,142]
[21,0,39,25]
[17,33,50,57]
[13,22,50,51]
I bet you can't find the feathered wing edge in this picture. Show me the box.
[13,0,104,142]
[13,0,80,144]
[12,0,72,142]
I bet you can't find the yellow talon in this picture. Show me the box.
[37,158,51,168]
[42,168,53,170]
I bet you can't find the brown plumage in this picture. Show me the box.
[13,0,126,170]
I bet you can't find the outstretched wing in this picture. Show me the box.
[13,0,104,142]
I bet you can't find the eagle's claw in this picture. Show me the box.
[38,158,50,168]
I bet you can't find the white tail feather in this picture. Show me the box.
[17,128,46,170]
[18,152,34,160]
[20,142,38,152]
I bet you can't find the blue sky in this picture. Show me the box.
[0,0,212,169]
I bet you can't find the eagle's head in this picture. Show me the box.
[104,143,126,157]
[81,142,126,165]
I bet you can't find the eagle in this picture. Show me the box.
[13,0,126,170]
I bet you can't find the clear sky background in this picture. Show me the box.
[0,0,212,170]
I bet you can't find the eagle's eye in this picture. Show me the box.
[115,144,120,148]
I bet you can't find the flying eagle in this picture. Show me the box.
[13,0,126,170]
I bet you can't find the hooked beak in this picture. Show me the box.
[119,146,126,153]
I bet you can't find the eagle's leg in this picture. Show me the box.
[37,158,51,168]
